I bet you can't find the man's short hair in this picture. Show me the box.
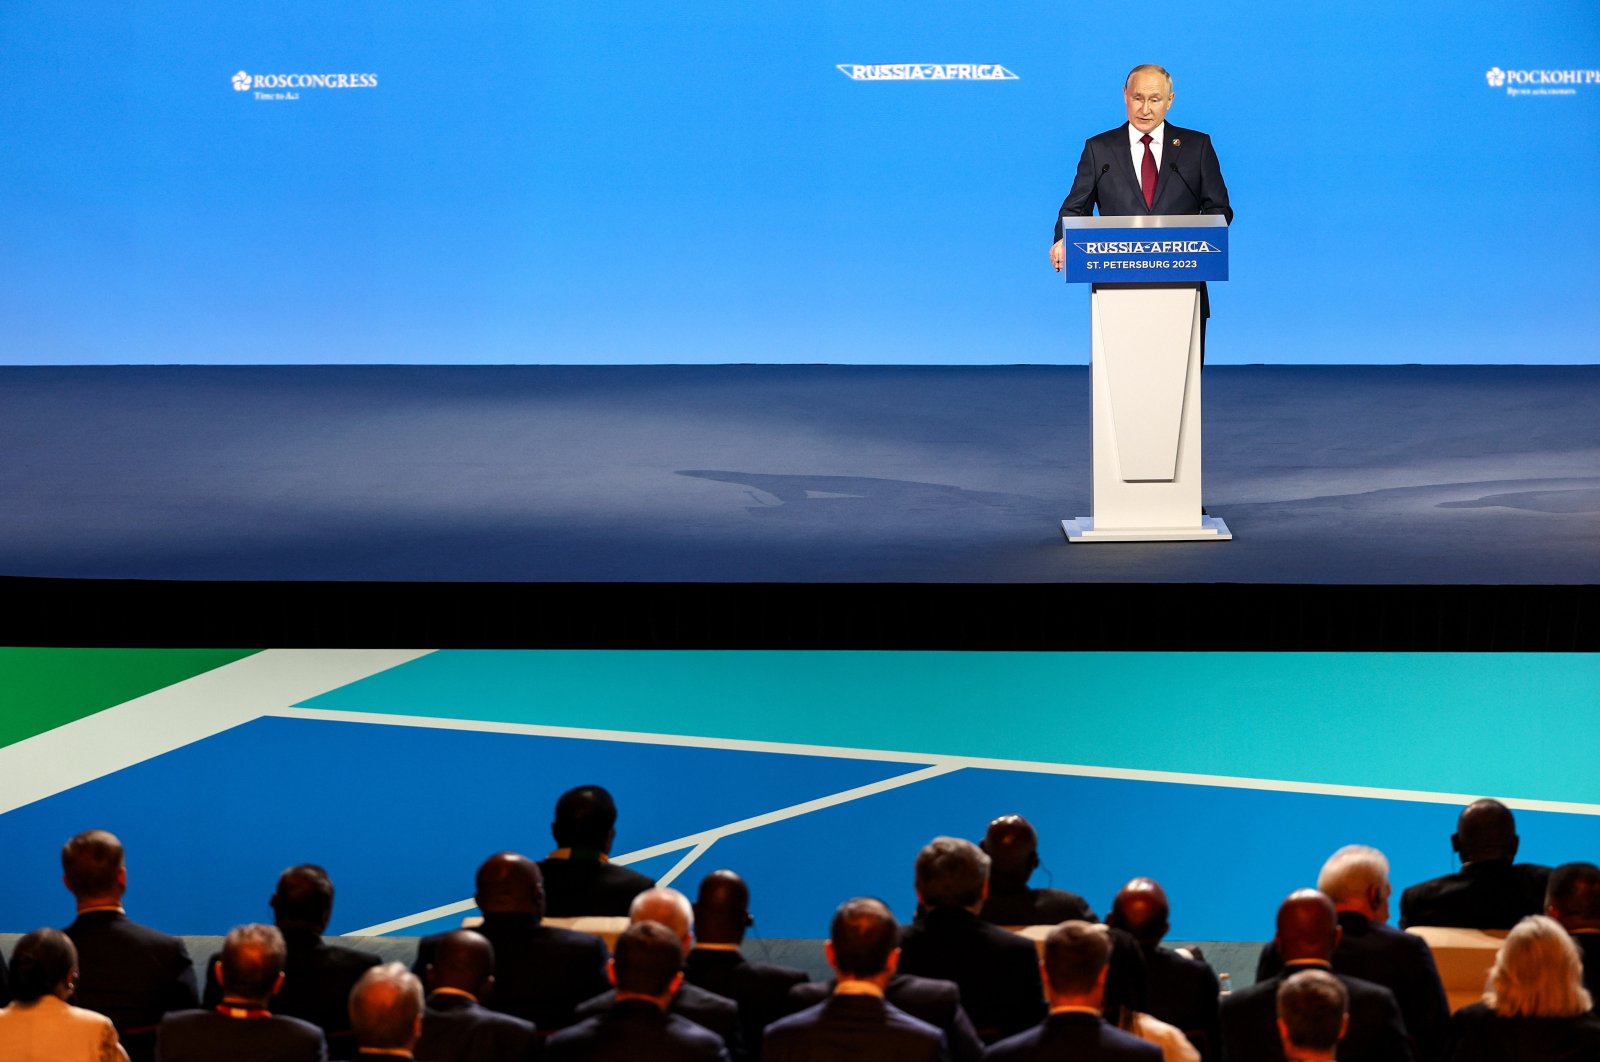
[1277,969,1349,1052]
[613,921,683,996]
[61,829,124,897]
[1317,845,1390,905]
[8,928,77,1004]
[1547,862,1600,921]
[830,898,899,979]
[553,785,618,850]
[221,923,287,999]
[915,836,990,909]
[1042,920,1111,995]
[1124,63,1173,91]
[349,962,424,1049]
[272,864,335,924]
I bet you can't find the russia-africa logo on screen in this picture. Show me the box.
[837,64,1017,81]
[231,70,378,100]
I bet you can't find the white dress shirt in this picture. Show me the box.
[1129,121,1166,175]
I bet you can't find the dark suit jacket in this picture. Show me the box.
[537,856,655,917]
[979,884,1096,927]
[1139,944,1220,1062]
[205,928,381,1058]
[156,1008,327,1062]
[1575,932,1600,1014]
[784,975,981,1062]
[684,947,807,1059]
[1399,859,1551,930]
[1220,963,1412,1062]
[66,909,201,1062]
[761,994,943,1062]
[414,913,608,1032]
[1444,1001,1600,1061]
[897,907,1044,1043]
[0,941,8,1006]
[985,1010,1163,1061]
[1257,913,1450,1060]
[416,991,539,1062]
[547,998,730,1062]
[577,983,744,1060]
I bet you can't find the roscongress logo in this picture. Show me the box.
[1485,65,1598,96]
[230,69,379,101]
[837,64,1018,81]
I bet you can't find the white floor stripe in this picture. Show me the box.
[273,707,1600,818]
[0,650,435,816]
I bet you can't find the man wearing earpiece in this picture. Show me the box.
[976,814,1096,927]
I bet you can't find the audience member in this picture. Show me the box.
[415,929,537,1062]
[347,963,424,1060]
[547,921,730,1061]
[898,836,1044,1042]
[761,898,942,1062]
[538,785,655,916]
[413,852,609,1031]
[1276,969,1348,1062]
[985,920,1160,1061]
[0,927,128,1061]
[1258,846,1449,1060]
[156,923,325,1062]
[1545,861,1600,1013]
[1108,878,1220,1061]
[1219,889,1410,1062]
[978,815,1097,926]
[575,886,745,1058]
[61,829,199,1062]
[1399,800,1550,930]
[785,967,983,1062]
[1443,915,1600,1060]
[686,869,809,1058]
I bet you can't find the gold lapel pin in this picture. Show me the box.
[1171,138,1181,147]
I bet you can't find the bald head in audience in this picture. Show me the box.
[350,962,424,1055]
[1275,890,1341,963]
[1109,877,1171,947]
[693,870,752,946]
[475,851,544,916]
[981,815,1040,891]
[424,930,495,1000]
[1454,798,1519,864]
[631,887,696,953]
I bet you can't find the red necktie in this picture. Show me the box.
[1140,133,1157,209]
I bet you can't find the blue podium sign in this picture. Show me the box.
[1061,216,1228,284]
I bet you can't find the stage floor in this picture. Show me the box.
[3,364,1597,584]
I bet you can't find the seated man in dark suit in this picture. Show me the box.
[347,963,425,1061]
[1108,878,1220,1061]
[1258,846,1449,1061]
[156,923,325,1062]
[538,785,655,917]
[784,966,983,1062]
[415,929,537,1062]
[1276,969,1348,1062]
[548,921,730,1061]
[686,869,808,1059]
[1399,799,1550,930]
[203,864,380,1058]
[978,815,1096,926]
[898,835,1045,1043]
[986,920,1161,1061]
[576,886,745,1059]
[414,851,609,1032]
[762,897,943,1062]
[1220,890,1411,1062]
[61,829,199,1062]
[1546,861,1600,1013]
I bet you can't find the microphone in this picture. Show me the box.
[1167,161,1200,209]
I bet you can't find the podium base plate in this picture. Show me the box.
[1062,516,1232,543]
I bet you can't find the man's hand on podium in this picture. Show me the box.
[1050,239,1065,273]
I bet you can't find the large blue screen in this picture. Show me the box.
[4,1,1597,364]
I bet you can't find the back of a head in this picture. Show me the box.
[1485,914,1593,1018]
[1108,877,1171,947]
[629,887,694,941]
[1276,889,1339,963]
[1455,799,1518,863]
[693,869,750,945]
[980,814,1039,885]
[915,836,990,910]
[1043,921,1111,996]
[613,921,683,996]
[1546,862,1600,928]
[552,784,618,852]
[1277,969,1348,1053]
[474,851,544,915]
[1317,846,1390,906]
[350,962,424,1050]
[61,828,124,899]
[9,927,77,1004]
[830,898,899,979]
[272,864,335,928]
[221,924,288,1001]
[428,930,495,994]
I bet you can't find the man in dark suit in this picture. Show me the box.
[897,836,1045,1043]
[685,869,808,1058]
[347,963,424,1060]
[156,923,326,1062]
[1220,890,1411,1062]
[784,972,983,1062]
[538,785,655,917]
[1276,969,1348,1062]
[1257,846,1449,1060]
[415,929,537,1062]
[1400,799,1551,930]
[548,921,730,1061]
[1546,861,1600,1012]
[977,815,1095,927]
[1107,877,1221,1061]
[61,829,199,1062]
[202,864,380,1058]
[762,897,943,1062]
[575,886,745,1059]
[985,920,1161,1061]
